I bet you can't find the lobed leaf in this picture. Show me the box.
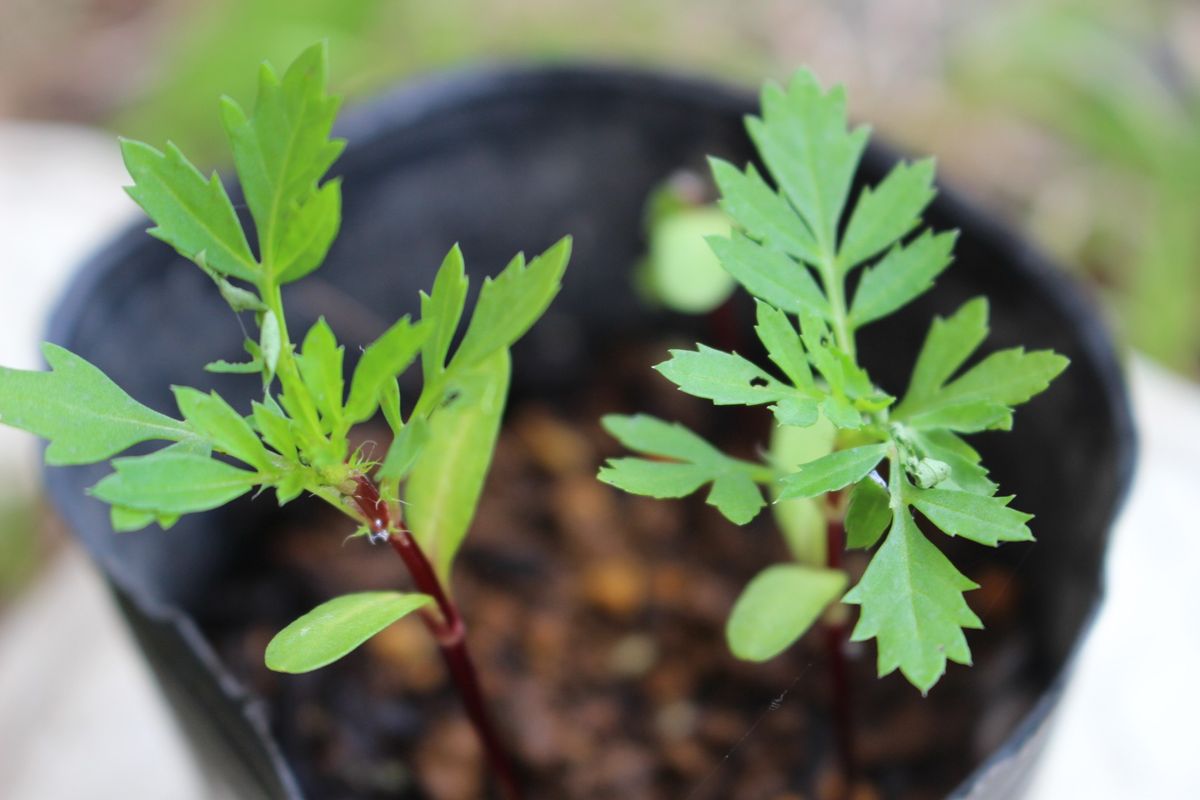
[709,158,822,264]
[91,450,259,515]
[173,387,272,470]
[845,477,891,549]
[898,297,989,413]
[839,158,937,271]
[754,300,813,389]
[707,233,828,319]
[344,317,426,425]
[911,488,1033,546]
[848,231,957,328]
[655,345,788,406]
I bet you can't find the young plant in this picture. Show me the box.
[0,43,571,800]
[599,69,1068,706]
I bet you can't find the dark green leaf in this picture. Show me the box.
[265,591,432,673]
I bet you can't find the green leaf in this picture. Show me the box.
[754,300,813,388]
[378,378,403,438]
[294,317,344,431]
[845,478,891,549]
[598,414,767,525]
[451,237,572,368]
[898,298,990,414]
[173,387,272,470]
[406,350,510,582]
[344,317,426,425]
[727,564,847,661]
[655,345,788,406]
[905,401,1013,433]
[911,488,1033,546]
[923,348,1071,413]
[709,158,821,264]
[204,358,262,375]
[260,310,282,382]
[706,233,828,320]
[212,276,265,312]
[771,396,820,427]
[912,430,997,496]
[844,506,982,693]
[119,139,258,281]
[110,505,180,533]
[821,394,863,430]
[219,42,343,280]
[420,245,469,379]
[251,400,297,461]
[777,443,887,500]
[0,343,192,466]
[265,591,433,673]
[91,450,259,515]
[745,72,869,252]
[839,158,937,271]
[645,206,734,313]
[377,415,429,482]
[848,231,957,328]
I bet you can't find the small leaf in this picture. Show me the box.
[912,430,997,496]
[451,237,572,369]
[260,310,282,382]
[251,400,298,461]
[771,396,820,427]
[295,317,344,431]
[655,345,787,406]
[204,358,262,374]
[777,443,887,500]
[91,450,259,515]
[848,231,957,328]
[119,139,258,281]
[213,277,265,312]
[754,300,813,388]
[898,298,989,413]
[844,506,982,693]
[727,564,847,661]
[905,401,1013,433]
[344,317,426,425]
[377,415,429,482]
[707,472,766,524]
[0,343,192,466]
[820,394,863,430]
[839,158,937,271]
[845,478,890,549]
[709,159,822,264]
[173,387,272,470]
[420,245,469,378]
[265,591,433,673]
[275,178,342,283]
[708,233,828,318]
[601,414,722,463]
[110,505,180,533]
[911,488,1034,546]
[599,458,711,498]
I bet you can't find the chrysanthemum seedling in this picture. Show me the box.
[599,70,1067,771]
[0,43,570,800]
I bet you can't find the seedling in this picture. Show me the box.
[599,70,1067,771]
[0,44,570,799]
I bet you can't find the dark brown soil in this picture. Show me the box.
[198,338,1038,800]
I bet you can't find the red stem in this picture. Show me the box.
[350,475,522,800]
[825,516,856,794]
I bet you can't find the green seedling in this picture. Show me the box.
[0,43,570,800]
[600,70,1068,709]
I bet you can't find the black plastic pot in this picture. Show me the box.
[45,65,1134,799]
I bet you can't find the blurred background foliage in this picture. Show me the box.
[0,0,1196,596]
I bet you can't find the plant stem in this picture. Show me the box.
[824,514,856,794]
[349,475,522,800]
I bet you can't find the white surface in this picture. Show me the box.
[0,120,1198,798]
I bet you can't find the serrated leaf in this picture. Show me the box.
[219,42,344,280]
[754,300,813,388]
[905,401,1013,433]
[898,298,990,414]
[119,139,258,281]
[843,506,982,692]
[745,72,869,252]
[777,443,887,500]
[265,591,432,673]
[655,345,788,405]
[204,358,262,374]
[709,158,822,264]
[110,505,180,533]
[406,350,509,582]
[377,415,429,482]
[295,317,344,432]
[173,387,272,470]
[420,245,469,379]
[845,478,890,549]
[451,237,572,369]
[707,233,828,319]
[924,348,1071,413]
[839,158,937,271]
[91,450,259,515]
[0,343,192,465]
[727,564,847,661]
[911,488,1034,546]
[344,317,426,426]
[848,231,957,327]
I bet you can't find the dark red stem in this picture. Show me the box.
[350,475,522,800]
[825,515,856,794]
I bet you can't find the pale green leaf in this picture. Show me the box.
[777,443,887,500]
[655,345,788,405]
[406,350,510,581]
[204,358,262,375]
[420,245,469,379]
[912,430,997,496]
[275,178,341,283]
[598,458,711,498]
[771,396,820,427]
[295,317,344,431]
[91,450,259,515]
[452,237,572,369]
[377,415,429,482]
[173,387,271,470]
[260,310,282,382]
[251,400,297,461]
[344,317,426,425]
[709,158,821,263]
[265,591,432,673]
[119,139,257,281]
[645,207,734,313]
[848,231,957,327]
[844,506,982,693]
[839,158,937,271]
[727,564,847,661]
[600,414,720,463]
[911,488,1033,546]
[110,505,180,533]
[845,478,891,549]
[0,343,192,465]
